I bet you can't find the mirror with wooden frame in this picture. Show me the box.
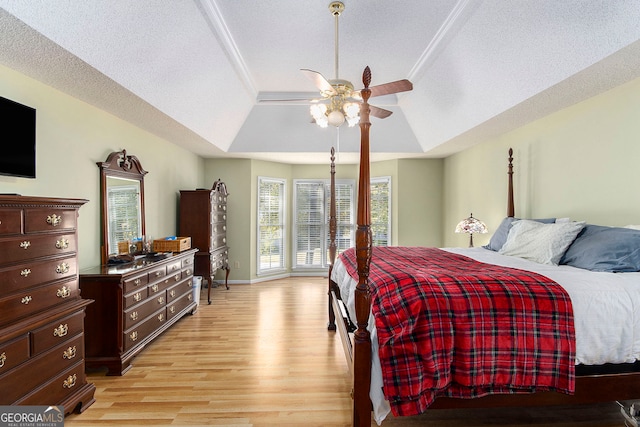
[97,150,147,264]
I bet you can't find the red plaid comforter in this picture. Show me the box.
[340,247,575,416]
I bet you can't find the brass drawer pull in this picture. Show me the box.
[19,240,31,249]
[155,271,162,277]
[174,274,180,281]
[134,278,141,285]
[21,295,32,305]
[56,238,69,249]
[57,286,71,299]
[63,374,77,389]
[20,269,31,277]
[186,269,192,275]
[133,292,142,302]
[53,323,68,337]
[158,313,164,322]
[171,265,178,271]
[188,294,193,301]
[0,352,6,368]
[63,346,77,360]
[130,311,139,321]
[130,331,138,342]
[151,284,159,293]
[47,214,62,227]
[157,296,165,304]
[169,290,176,298]
[184,259,192,265]
[56,262,70,274]
[169,306,176,314]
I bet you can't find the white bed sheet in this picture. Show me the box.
[331,247,640,425]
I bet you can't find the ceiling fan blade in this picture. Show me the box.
[301,69,337,95]
[258,97,323,103]
[368,79,413,98]
[369,105,393,119]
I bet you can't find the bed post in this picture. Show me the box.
[353,66,373,427]
[328,147,337,331]
[507,148,514,217]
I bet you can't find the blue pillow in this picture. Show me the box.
[483,217,555,252]
[560,224,640,272]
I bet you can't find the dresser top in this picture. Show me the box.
[80,248,197,277]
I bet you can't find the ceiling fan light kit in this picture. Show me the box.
[263,1,412,129]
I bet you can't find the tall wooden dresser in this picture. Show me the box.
[179,179,230,304]
[79,249,198,375]
[0,195,95,414]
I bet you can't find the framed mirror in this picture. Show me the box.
[97,150,147,264]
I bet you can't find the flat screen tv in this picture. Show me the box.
[0,96,36,179]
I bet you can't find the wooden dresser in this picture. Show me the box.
[0,195,95,414]
[79,249,197,375]
[179,179,230,304]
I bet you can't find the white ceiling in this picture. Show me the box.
[1,0,640,164]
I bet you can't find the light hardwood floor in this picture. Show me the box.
[66,277,629,426]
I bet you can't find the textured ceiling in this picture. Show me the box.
[1,0,640,164]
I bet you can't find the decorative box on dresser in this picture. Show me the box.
[0,195,95,414]
[79,248,197,375]
[179,179,230,305]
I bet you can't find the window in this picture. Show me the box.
[257,177,286,274]
[371,177,391,246]
[294,179,355,268]
[107,185,141,253]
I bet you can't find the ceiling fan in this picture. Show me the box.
[264,1,413,128]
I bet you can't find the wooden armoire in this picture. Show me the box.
[179,179,229,304]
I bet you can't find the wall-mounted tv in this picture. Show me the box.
[0,96,36,179]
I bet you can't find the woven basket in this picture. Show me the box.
[153,237,191,253]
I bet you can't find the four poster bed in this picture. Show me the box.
[327,66,640,426]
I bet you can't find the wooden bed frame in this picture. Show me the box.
[327,66,640,427]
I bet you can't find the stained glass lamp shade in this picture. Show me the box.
[455,213,488,247]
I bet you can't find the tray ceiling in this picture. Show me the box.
[1,1,640,164]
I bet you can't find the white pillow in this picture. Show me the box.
[499,219,585,265]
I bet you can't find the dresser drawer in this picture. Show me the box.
[212,223,226,235]
[167,291,194,321]
[24,208,77,233]
[124,287,149,309]
[210,234,226,250]
[211,248,228,270]
[0,334,29,374]
[0,255,77,294]
[166,270,183,286]
[123,273,148,294]
[1,335,84,405]
[123,309,167,352]
[0,233,76,264]
[0,279,79,326]
[15,359,86,406]
[166,259,182,275]
[148,278,173,299]
[0,209,22,235]
[166,279,192,303]
[147,265,166,282]
[31,310,85,355]
[212,210,227,223]
[123,296,164,330]
[182,267,194,280]
[181,256,194,269]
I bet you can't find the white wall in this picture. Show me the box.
[443,75,640,247]
[0,65,203,269]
